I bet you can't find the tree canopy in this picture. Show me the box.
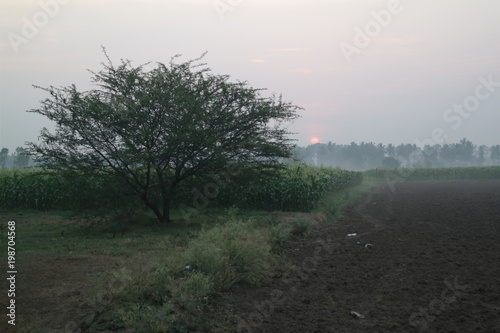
[28,50,301,223]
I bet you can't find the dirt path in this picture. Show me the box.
[203,180,500,332]
[0,254,120,333]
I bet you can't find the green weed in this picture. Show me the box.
[290,217,311,236]
[185,218,275,289]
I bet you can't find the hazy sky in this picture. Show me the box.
[1,0,499,152]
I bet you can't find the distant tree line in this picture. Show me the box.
[292,138,500,171]
[0,147,34,169]
[3,138,500,172]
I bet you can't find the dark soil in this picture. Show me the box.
[202,180,500,333]
[0,254,118,333]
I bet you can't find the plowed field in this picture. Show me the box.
[204,180,500,333]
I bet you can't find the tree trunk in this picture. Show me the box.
[154,170,173,223]
[157,211,170,223]
[141,198,170,223]
[161,197,171,223]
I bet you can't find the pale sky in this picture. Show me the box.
[1,0,499,152]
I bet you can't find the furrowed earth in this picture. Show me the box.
[2,179,500,332]
[201,180,500,332]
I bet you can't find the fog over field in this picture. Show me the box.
[293,139,500,171]
[1,0,500,152]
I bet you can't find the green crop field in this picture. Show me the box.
[0,169,134,212]
[365,165,500,182]
[214,165,363,212]
[0,165,362,214]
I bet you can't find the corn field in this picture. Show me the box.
[215,165,363,212]
[365,166,500,182]
[0,169,138,212]
[0,169,66,211]
[0,166,363,213]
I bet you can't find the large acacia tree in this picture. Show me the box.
[28,50,301,223]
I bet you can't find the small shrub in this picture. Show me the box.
[290,217,311,236]
[185,218,275,289]
[86,216,282,332]
[119,303,175,333]
[141,265,175,305]
[172,272,213,310]
[270,224,290,247]
[185,244,236,290]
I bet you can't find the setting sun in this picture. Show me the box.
[310,137,319,144]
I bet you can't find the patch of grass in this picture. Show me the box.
[270,224,290,247]
[85,215,280,332]
[5,211,205,258]
[289,217,311,236]
[185,218,276,289]
[316,179,379,222]
[364,165,500,182]
[119,303,176,333]
[171,271,213,310]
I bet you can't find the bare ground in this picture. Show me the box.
[199,180,500,333]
